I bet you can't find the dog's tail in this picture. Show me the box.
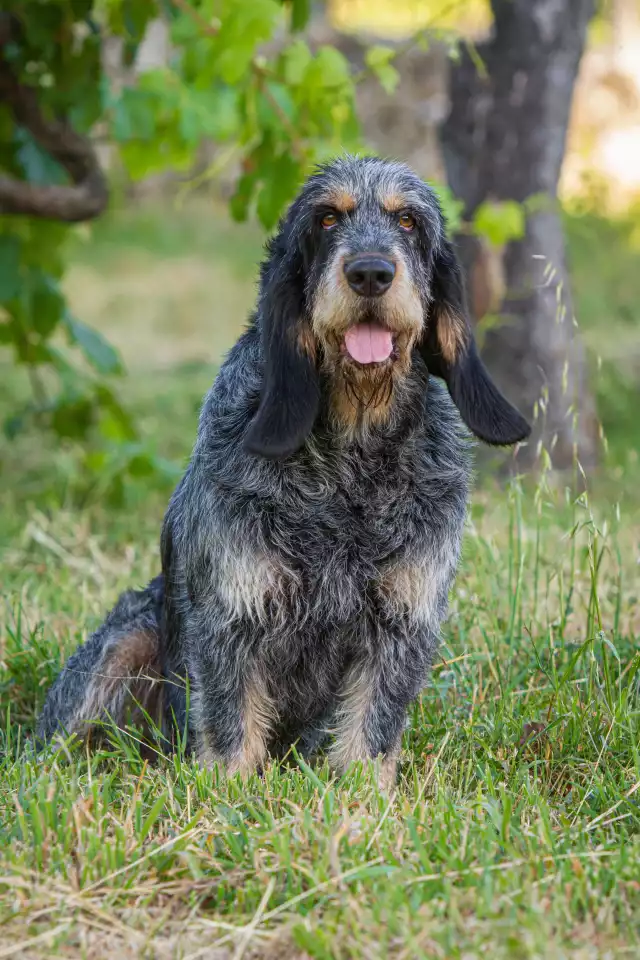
[37,575,165,746]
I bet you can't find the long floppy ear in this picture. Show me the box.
[244,232,320,459]
[419,236,530,446]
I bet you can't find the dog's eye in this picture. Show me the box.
[398,212,415,231]
[321,212,338,230]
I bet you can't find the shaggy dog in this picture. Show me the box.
[38,156,529,788]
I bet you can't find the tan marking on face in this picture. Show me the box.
[381,192,407,213]
[437,308,468,364]
[198,668,276,778]
[329,366,397,435]
[72,628,162,735]
[310,245,355,342]
[378,563,438,623]
[381,253,423,350]
[296,322,317,362]
[320,187,357,213]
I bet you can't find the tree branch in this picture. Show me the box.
[0,29,108,222]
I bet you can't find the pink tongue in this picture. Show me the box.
[344,323,393,364]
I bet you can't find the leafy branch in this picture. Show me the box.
[0,17,108,222]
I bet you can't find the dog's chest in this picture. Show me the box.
[262,453,428,625]
[213,437,459,636]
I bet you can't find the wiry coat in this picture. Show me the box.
[38,157,529,786]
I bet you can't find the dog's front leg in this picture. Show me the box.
[189,620,276,778]
[328,624,435,791]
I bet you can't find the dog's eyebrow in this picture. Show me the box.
[318,188,357,212]
[381,192,408,213]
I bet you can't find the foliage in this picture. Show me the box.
[472,199,525,248]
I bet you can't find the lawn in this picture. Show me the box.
[1,201,639,958]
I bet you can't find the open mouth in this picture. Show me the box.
[343,322,395,365]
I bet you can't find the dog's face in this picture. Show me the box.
[245,156,530,459]
[304,163,435,424]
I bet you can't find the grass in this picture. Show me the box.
[1,201,639,958]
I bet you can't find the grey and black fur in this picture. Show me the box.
[38,157,529,787]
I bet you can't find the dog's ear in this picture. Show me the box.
[244,231,320,459]
[419,236,530,446]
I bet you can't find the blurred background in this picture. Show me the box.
[1,0,639,510]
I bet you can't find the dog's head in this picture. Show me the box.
[245,155,530,459]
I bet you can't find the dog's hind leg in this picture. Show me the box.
[37,575,165,747]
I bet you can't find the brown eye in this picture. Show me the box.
[321,212,338,229]
[398,212,415,231]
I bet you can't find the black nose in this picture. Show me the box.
[343,255,396,297]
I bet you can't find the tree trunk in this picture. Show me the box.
[441,0,599,469]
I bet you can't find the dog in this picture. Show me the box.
[38,156,529,788]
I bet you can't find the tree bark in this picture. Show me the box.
[0,17,108,222]
[441,0,599,469]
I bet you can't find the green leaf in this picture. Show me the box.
[62,313,123,375]
[14,340,54,365]
[95,386,138,442]
[290,0,311,32]
[256,82,297,132]
[127,452,157,478]
[229,171,258,222]
[51,395,95,440]
[372,62,399,95]
[15,129,66,186]
[306,46,351,90]
[213,0,281,85]
[0,236,21,301]
[27,271,65,338]
[365,44,400,95]
[120,137,195,180]
[110,0,157,43]
[282,39,312,86]
[180,86,240,143]
[473,200,526,247]
[255,153,302,229]
[112,87,158,143]
[14,220,68,275]
[0,320,14,343]
[365,44,396,69]
[120,449,180,483]
[431,183,465,235]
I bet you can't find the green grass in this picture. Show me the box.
[1,201,639,958]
